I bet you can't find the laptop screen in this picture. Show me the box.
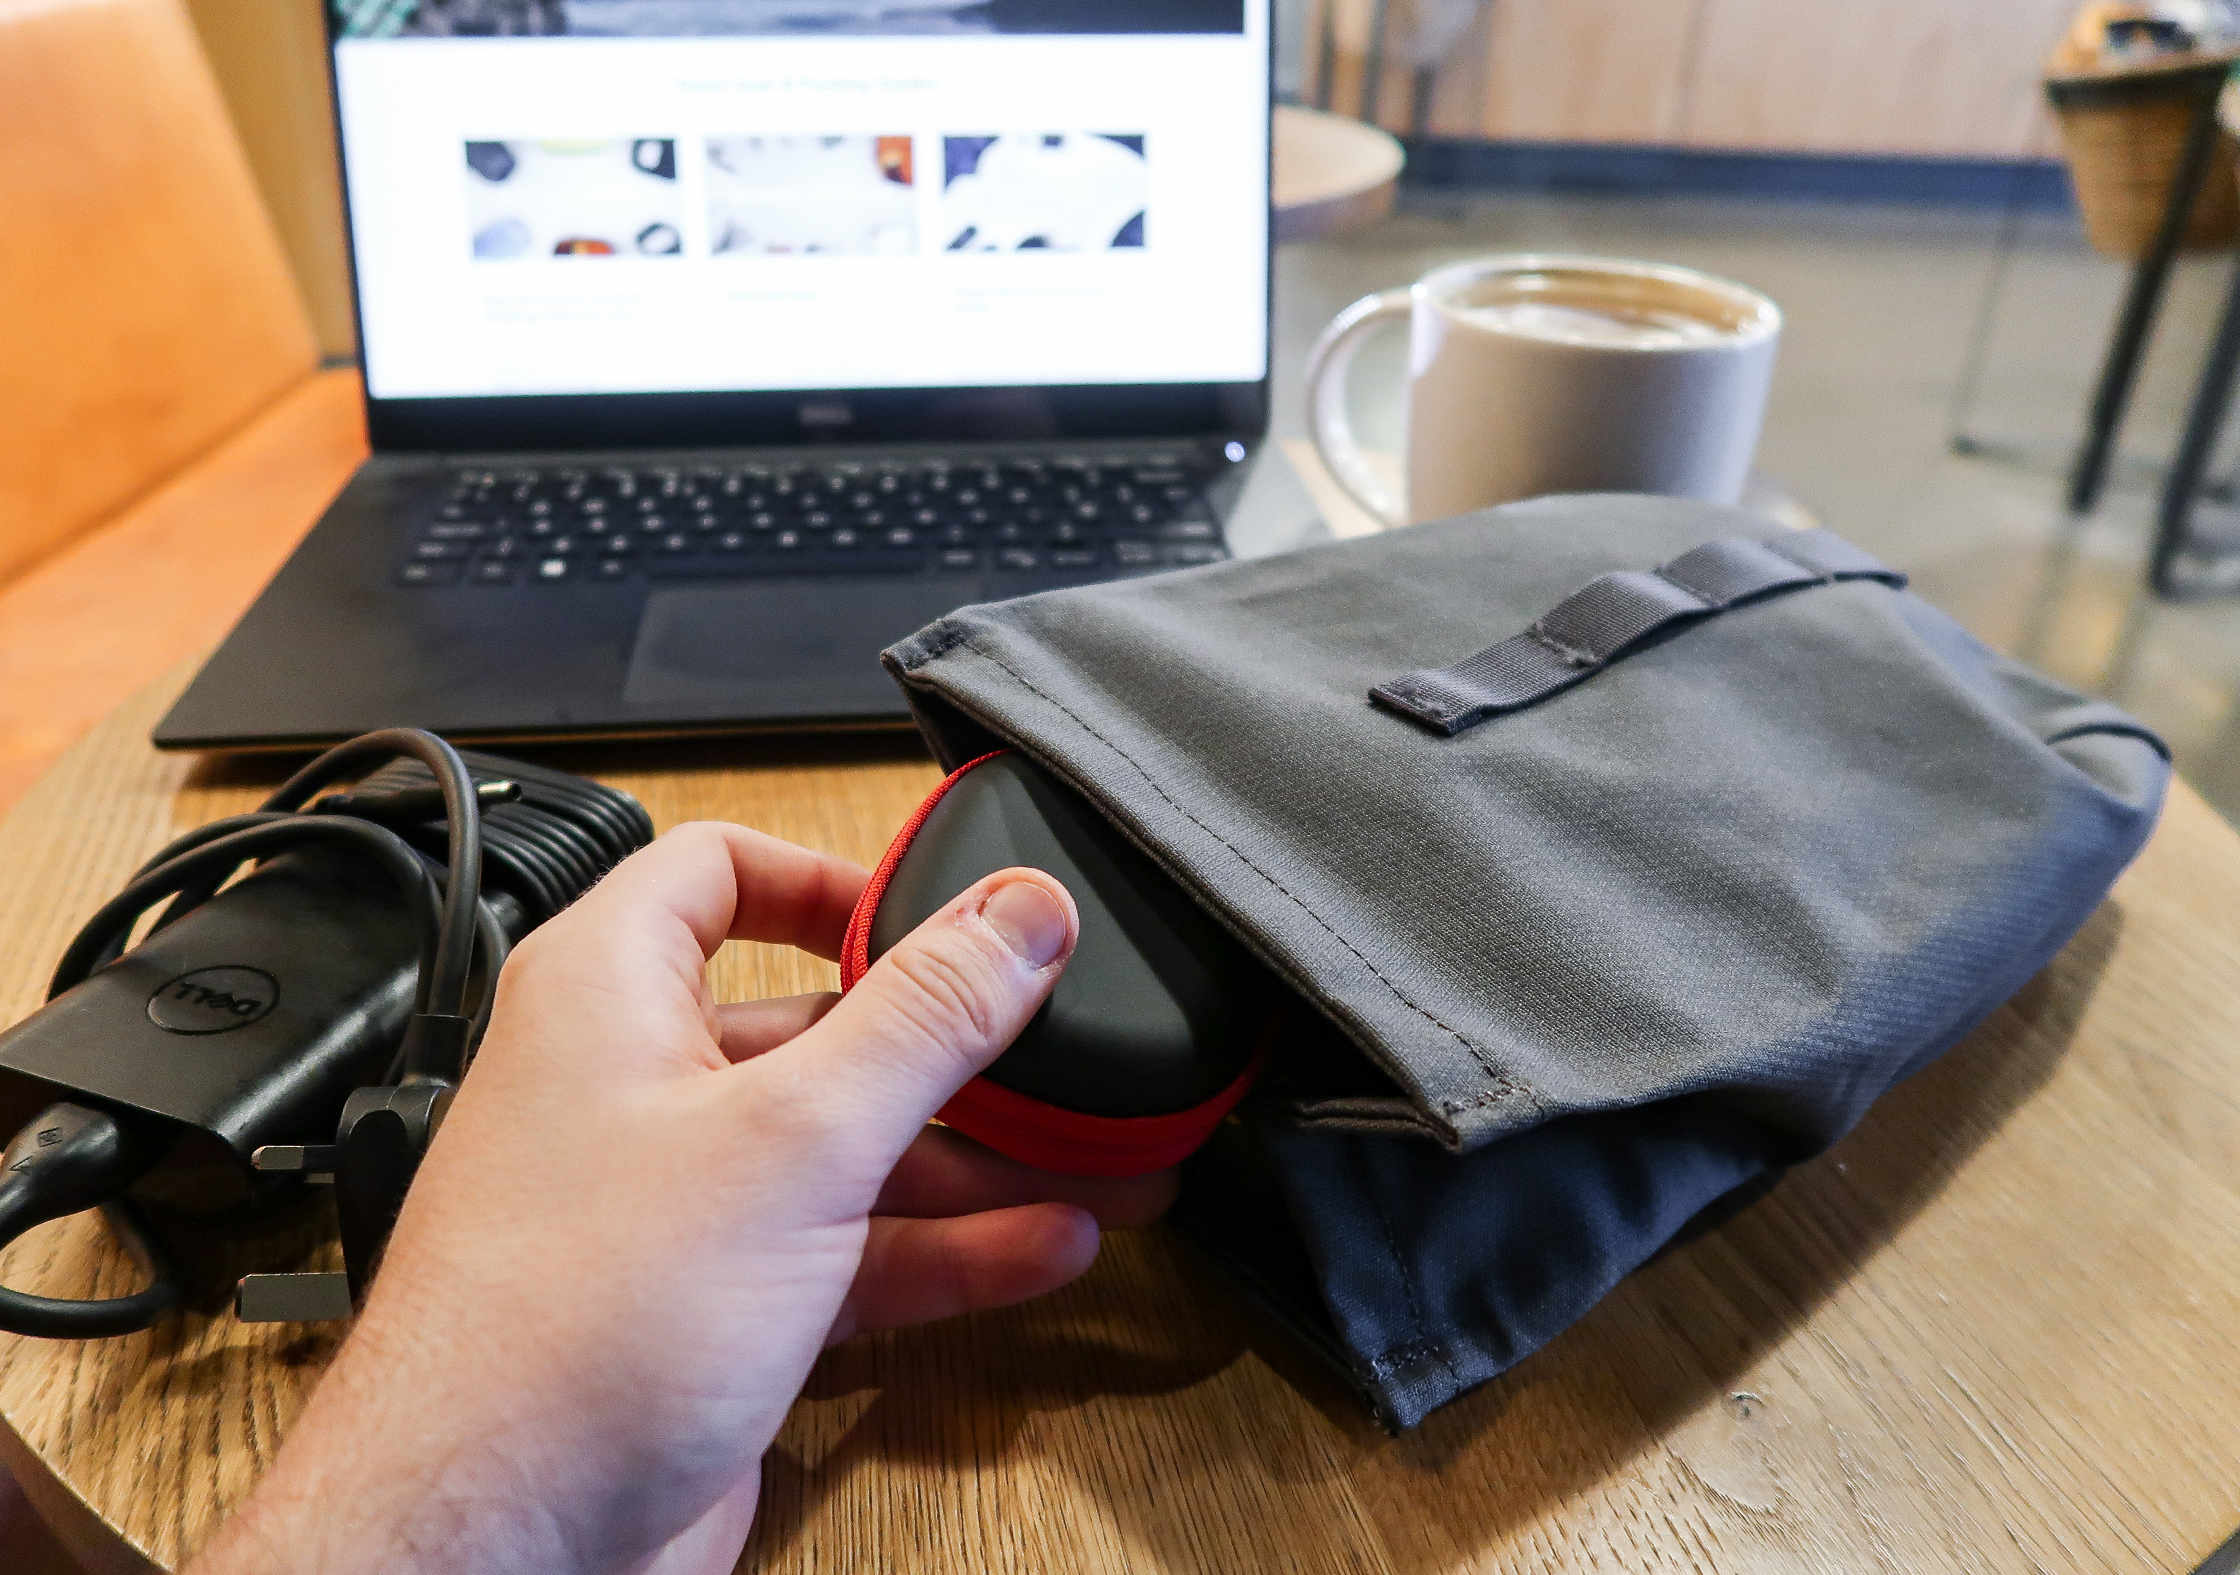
[330,0,1270,413]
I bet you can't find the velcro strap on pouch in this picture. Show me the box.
[1369,528,1905,737]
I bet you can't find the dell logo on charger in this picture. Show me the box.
[147,967,278,1035]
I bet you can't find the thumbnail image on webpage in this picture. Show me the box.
[941,134,1144,252]
[706,135,916,255]
[461,133,1149,260]
[336,0,1240,39]
[466,138,682,258]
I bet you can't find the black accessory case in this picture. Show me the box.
[841,750,1273,1175]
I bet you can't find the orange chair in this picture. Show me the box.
[0,0,369,812]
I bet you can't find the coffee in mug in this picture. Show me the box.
[1306,254,1781,527]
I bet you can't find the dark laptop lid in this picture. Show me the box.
[323,0,1273,453]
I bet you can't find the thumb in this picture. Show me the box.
[756,868,1077,1163]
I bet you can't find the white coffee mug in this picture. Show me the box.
[1305,253,1782,527]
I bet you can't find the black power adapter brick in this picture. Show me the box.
[0,730,650,1338]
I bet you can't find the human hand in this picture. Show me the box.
[188,821,1173,1575]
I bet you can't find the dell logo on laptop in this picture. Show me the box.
[798,400,854,432]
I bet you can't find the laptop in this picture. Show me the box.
[155,0,1275,752]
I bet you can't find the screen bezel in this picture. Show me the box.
[321,11,1275,455]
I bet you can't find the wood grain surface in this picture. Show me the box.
[6,669,2240,1573]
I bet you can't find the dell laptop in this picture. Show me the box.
[156,0,1273,751]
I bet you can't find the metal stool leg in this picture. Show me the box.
[1948,169,2029,457]
[1410,64,1437,137]
[2151,252,2240,596]
[2067,90,2224,515]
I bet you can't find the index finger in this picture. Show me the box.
[569,820,868,964]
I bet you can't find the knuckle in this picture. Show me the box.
[666,819,732,849]
[498,920,565,978]
[882,934,1013,1052]
[651,820,731,869]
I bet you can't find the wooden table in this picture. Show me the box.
[1273,104,1404,242]
[8,669,2240,1574]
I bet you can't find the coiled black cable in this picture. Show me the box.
[0,734,651,1338]
[0,732,525,1339]
[349,748,653,930]
[0,1108,181,1337]
[53,816,445,1004]
[357,751,652,1082]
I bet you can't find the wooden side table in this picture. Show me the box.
[7,670,2240,1574]
[1273,103,1404,242]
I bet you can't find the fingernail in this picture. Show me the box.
[980,879,1069,968]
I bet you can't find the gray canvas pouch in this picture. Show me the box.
[880,493,2170,1430]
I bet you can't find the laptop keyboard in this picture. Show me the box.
[397,452,1230,588]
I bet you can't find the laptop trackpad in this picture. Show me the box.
[623,579,973,718]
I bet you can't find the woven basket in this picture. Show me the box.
[2046,55,2239,259]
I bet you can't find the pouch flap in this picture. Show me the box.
[884,493,2168,1154]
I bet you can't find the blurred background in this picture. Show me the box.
[1255,0,2240,827]
[91,0,2240,828]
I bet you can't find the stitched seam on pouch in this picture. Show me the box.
[900,621,976,667]
[1362,1339,1441,1377]
[1525,626,1595,667]
[962,639,1538,1117]
[1649,566,1718,606]
[1438,1087,1531,1119]
[1370,1202,1461,1391]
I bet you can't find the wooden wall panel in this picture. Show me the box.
[1307,0,1428,134]
[1471,0,1702,144]
[1680,0,2073,156]
[183,0,358,358]
[1306,0,2071,159]
[1422,0,1496,137]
